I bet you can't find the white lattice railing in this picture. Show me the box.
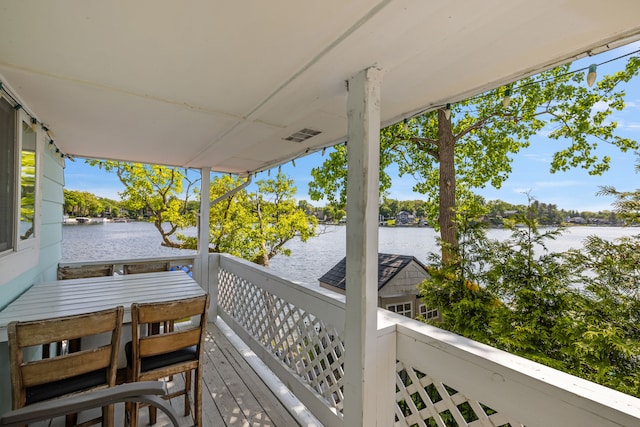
[211,253,640,427]
[215,254,346,426]
[390,311,640,427]
[395,358,523,427]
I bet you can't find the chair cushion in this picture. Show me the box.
[125,341,197,373]
[26,370,106,405]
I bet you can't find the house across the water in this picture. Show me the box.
[319,253,438,320]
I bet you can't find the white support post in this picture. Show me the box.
[198,167,211,301]
[343,67,383,427]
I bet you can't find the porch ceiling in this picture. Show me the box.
[1,1,640,175]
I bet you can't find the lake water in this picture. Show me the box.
[62,222,640,286]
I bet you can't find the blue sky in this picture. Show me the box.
[64,42,640,212]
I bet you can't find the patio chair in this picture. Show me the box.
[124,261,175,340]
[55,264,115,356]
[125,294,209,427]
[57,264,114,280]
[123,261,171,275]
[8,306,124,427]
[0,381,180,427]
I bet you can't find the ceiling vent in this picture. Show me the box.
[284,128,321,142]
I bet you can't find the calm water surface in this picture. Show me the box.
[63,222,639,286]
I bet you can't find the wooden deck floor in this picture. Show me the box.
[32,322,302,427]
[199,322,301,427]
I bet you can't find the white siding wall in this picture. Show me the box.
[378,261,428,299]
[0,137,64,415]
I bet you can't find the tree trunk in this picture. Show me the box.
[155,218,181,248]
[252,199,270,267]
[437,109,458,265]
[254,248,269,267]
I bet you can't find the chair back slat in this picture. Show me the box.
[123,261,170,275]
[136,297,206,324]
[57,264,114,280]
[139,329,202,357]
[13,309,121,347]
[21,347,113,387]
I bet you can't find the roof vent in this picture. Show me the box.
[284,128,321,142]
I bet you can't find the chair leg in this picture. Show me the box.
[68,338,81,353]
[103,404,115,427]
[184,370,192,416]
[127,401,139,427]
[65,413,77,426]
[42,343,50,359]
[148,403,157,425]
[195,367,202,427]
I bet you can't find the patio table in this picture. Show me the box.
[0,270,206,343]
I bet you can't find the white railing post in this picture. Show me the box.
[208,253,220,318]
[376,315,398,426]
[198,167,210,290]
[343,66,384,427]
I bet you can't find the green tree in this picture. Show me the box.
[63,189,107,217]
[323,203,346,223]
[83,192,104,217]
[99,197,122,218]
[421,196,640,397]
[563,234,640,395]
[196,174,257,259]
[418,218,499,343]
[181,173,317,266]
[63,189,83,216]
[598,154,640,224]
[297,199,312,213]
[310,58,640,265]
[250,173,318,266]
[89,160,198,247]
[378,199,395,220]
[479,209,578,370]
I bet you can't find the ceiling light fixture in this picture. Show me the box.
[502,88,512,108]
[586,64,597,87]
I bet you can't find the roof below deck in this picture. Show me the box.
[1,1,640,175]
[319,253,428,291]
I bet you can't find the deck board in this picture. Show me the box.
[27,322,301,427]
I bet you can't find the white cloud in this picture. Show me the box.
[591,100,609,113]
[511,186,532,193]
[534,180,584,188]
[617,121,640,130]
[522,153,552,163]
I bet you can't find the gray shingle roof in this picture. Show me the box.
[318,253,427,291]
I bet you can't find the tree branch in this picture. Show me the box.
[407,137,439,159]
[454,113,501,141]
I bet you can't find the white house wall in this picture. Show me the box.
[378,261,429,299]
[0,126,64,415]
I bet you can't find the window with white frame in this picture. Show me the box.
[418,304,439,320]
[0,97,16,253]
[386,302,412,318]
[0,97,38,256]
